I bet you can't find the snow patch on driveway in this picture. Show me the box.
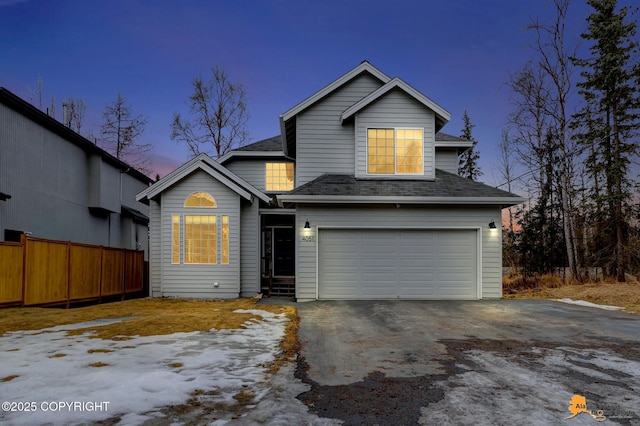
[421,346,640,425]
[556,298,623,311]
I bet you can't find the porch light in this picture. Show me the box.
[488,220,497,229]
[304,219,310,229]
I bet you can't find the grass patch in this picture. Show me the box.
[503,273,640,314]
[1,375,19,382]
[0,298,301,378]
[88,362,109,368]
[233,390,256,406]
[88,349,114,354]
[0,298,277,340]
[49,353,67,358]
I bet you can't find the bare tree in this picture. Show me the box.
[171,66,249,158]
[507,0,581,279]
[498,130,516,233]
[100,93,151,172]
[62,98,86,134]
[27,76,44,111]
[527,0,580,280]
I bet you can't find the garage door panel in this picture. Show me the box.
[319,229,477,300]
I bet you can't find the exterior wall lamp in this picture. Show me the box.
[488,220,497,229]
[304,219,310,229]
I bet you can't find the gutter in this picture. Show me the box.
[276,195,526,208]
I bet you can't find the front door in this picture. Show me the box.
[273,227,295,277]
[261,214,295,296]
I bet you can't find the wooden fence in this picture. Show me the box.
[0,236,145,307]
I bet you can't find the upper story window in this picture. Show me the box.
[266,163,294,191]
[367,128,423,175]
[184,192,217,207]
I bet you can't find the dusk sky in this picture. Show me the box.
[1,0,635,189]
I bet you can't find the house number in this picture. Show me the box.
[301,235,315,242]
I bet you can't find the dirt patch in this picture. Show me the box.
[503,274,640,315]
[296,357,446,426]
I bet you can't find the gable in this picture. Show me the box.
[341,77,450,131]
[137,153,271,205]
[352,89,436,180]
[292,72,384,186]
[280,61,390,157]
[163,169,240,210]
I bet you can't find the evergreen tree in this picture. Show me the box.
[571,0,640,281]
[457,110,482,180]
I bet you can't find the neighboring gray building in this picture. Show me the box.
[0,88,153,256]
[137,61,524,301]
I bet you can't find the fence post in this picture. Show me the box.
[66,241,71,309]
[121,250,126,301]
[20,234,27,307]
[98,246,103,304]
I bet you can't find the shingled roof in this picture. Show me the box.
[435,132,470,143]
[234,136,283,151]
[277,170,524,207]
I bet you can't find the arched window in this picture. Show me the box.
[172,191,228,265]
[184,192,216,208]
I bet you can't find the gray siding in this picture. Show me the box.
[239,201,260,296]
[149,200,162,297]
[354,90,436,180]
[160,170,241,298]
[295,205,502,301]
[296,73,383,186]
[435,148,459,174]
[225,159,268,191]
[0,103,149,250]
[225,158,295,194]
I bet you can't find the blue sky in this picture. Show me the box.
[0,0,632,186]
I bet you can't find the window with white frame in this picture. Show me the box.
[171,192,229,265]
[265,163,294,191]
[367,128,423,174]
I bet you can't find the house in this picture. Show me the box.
[0,88,153,255]
[137,61,524,301]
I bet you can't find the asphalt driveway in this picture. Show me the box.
[294,300,640,425]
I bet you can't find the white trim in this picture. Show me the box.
[314,226,482,300]
[435,140,474,149]
[259,208,296,214]
[218,150,292,164]
[341,77,451,125]
[278,195,526,206]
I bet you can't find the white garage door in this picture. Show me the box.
[318,229,478,300]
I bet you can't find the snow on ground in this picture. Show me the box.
[0,309,291,425]
[421,347,640,425]
[555,298,623,311]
